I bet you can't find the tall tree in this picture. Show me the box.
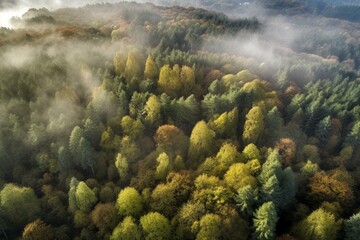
[252,202,278,240]
[188,120,216,165]
[144,55,158,81]
[243,106,264,145]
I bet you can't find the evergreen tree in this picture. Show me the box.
[252,202,278,240]
[345,212,360,240]
[235,185,258,218]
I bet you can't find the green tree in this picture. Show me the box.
[188,120,216,165]
[344,121,360,148]
[292,208,341,240]
[156,152,171,180]
[140,212,171,240]
[345,212,360,240]
[120,115,144,140]
[115,153,129,182]
[143,95,162,128]
[75,181,98,213]
[0,184,41,228]
[111,216,141,240]
[243,106,264,145]
[252,202,278,240]
[68,177,80,213]
[209,108,238,139]
[235,185,258,218]
[243,143,261,161]
[116,187,143,217]
[315,116,331,144]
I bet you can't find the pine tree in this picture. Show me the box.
[345,212,360,240]
[252,202,278,240]
[235,185,258,218]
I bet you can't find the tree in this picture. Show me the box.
[264,107,283,142]
[308,172,354,209]
[345,212,360,240]
[58,146,73,172]
[252,202,278,240]
[224,163,257,190]
[144,55,158,81]
[113,51,127,75]
[209,108,238,139]
[243,143,261,161]
[124,49,144,80]
[120,115,144,140]
[344,121,360,148]
[155,125,189,157]
[143,95,162,128]
[315,116,331,144]
[78,137,96,175]
[111,216,141,240]
[0,184,41,228]
[242,106,264,145]
[180,65,195,96]
[115,153,129,182]
[68,177,80,213]
[196,214,222,240]
[90,203,118,236]
[156,153,170,180]
[22,219,54,240]
[75,181,98,213]
[292,208,341,240]
[150,184,176,218]
[188,120,216,165]
[259,149,297,210]
[116,187,143,217]
[235,185,258,218]
[140,212,171,240]
[275,138,296,167]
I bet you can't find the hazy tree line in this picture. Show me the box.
[0,2,360,240]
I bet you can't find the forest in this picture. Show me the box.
[0,1,360,239]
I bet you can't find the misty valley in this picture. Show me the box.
[0,0,360,239]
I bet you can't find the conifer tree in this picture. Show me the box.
[252,202,278,240]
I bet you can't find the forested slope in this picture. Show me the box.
[0,2,360,239]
